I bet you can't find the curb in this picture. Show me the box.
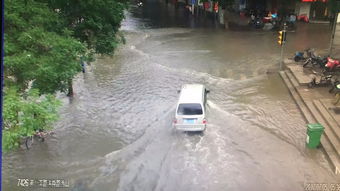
[279,68,340,175]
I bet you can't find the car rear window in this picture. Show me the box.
[177,103,203,115]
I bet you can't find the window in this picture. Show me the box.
[177,103,203,115]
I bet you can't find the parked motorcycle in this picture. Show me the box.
[329,80,340,93]
[252,16,264,29]
[297,14,309,23]
[308,74,334,88]
[325,57,340,72]
[294,48,313,62]
[303,51,327,69]
[330,82,340,105]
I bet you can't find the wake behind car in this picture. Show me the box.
[173,84,209,132]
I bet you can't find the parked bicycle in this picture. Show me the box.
[24,130,50,150]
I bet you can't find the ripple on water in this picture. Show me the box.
[3,11,339,191]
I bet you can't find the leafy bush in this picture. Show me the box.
[2,87,61,152]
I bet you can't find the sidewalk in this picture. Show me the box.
[279,60,340,175]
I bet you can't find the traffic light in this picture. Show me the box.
[278,30,286,46]
[278,31,283,45]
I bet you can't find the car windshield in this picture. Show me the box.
[177,103,203,115]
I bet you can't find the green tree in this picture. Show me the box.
[2,87,61,152]
[5,0,86,94]
[44,0,129,55]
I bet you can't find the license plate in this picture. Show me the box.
[184,119,195,124]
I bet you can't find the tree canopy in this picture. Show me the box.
[44,0,128,54]
[5,0,86,94]
[3,0,128,151]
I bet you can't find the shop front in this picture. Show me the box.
[310,0,328,20]
[296,0,330,21]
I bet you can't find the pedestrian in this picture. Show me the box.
[250,12,255,22]
[289,13,296,23]
[268,11,272,18]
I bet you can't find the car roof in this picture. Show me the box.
[178,84,205,104]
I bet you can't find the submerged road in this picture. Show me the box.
[3,2,339,191]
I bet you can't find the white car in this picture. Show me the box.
[173,84,209,132]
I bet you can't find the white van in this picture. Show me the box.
[173,84,209,132]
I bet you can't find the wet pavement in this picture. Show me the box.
[3,2,340,191]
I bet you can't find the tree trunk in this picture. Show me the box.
[67,79,73,97]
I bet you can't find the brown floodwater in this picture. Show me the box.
[3,2,339,191]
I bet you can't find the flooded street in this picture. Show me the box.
[3,1,340,191]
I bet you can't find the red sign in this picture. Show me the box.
[301,0,327,2]
[214,2,218,12]
[204,2,210,10]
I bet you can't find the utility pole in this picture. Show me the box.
[329,12,338,56]
[278,23,288,71]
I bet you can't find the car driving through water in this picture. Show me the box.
[173,84,209,132]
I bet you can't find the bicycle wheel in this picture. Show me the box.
[25,136,34,150]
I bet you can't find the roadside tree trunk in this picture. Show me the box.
[67,79,73,97]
